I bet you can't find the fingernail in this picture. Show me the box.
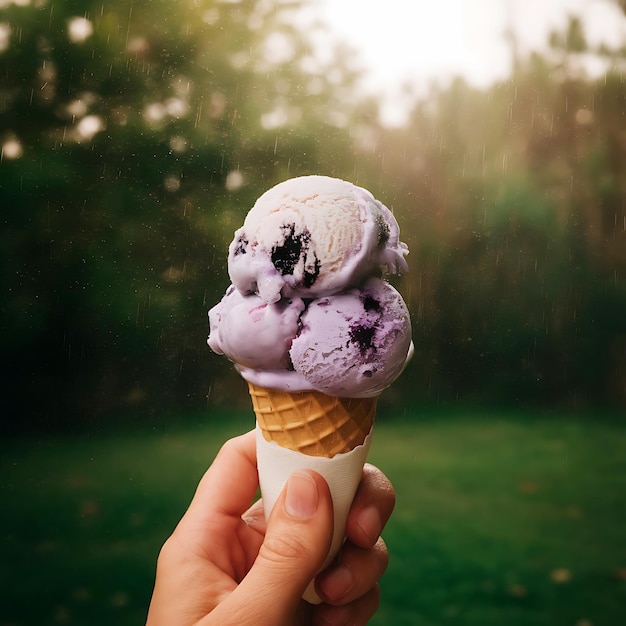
[285,471,319,520]
[319,565,354,601]
[357,505,381,545]
[241,502,265,531]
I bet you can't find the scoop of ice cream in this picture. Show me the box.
[208,285,305,371]
[209,277,413,398]
[228,175,408,304]
[289,278,412,397]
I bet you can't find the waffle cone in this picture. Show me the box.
[247,382,377,458]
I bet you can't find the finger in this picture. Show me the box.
[316,536,388,605]
[243,464,396,559]
[201,470,334,626]
[312,584,380,626]
[345,463,395,548]
[242,498,266,534]
[183,430,258,525]
[149,432,261,624]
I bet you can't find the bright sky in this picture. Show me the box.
[301,0,626,124]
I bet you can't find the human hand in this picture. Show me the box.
[146,430,395,626]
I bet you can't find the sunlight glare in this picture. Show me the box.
[0,22,11,52]
[67,17,94,43]
[305,0,626,125]
[1,137,23,160]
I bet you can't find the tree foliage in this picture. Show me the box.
[356,18,626,409]
[0,0,359,429]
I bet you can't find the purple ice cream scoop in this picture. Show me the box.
[209,278,412,398]
[289,278,413,398]
[227,175,408,304]
[208,285,305,371]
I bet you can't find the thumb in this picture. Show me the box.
[204,470,333,626]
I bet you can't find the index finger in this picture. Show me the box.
[345,463,396,548]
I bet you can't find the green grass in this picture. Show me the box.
[1,411,625,625]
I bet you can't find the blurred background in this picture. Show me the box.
[1,0,625,624]
[2,0,626,427]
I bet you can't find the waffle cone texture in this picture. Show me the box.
[247,382,377,458]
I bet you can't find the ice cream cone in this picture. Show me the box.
[247,382,377,458]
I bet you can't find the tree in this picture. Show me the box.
[0,0,362,431]
[352,14,626,408]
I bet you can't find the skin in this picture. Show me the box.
[146,430,396,626]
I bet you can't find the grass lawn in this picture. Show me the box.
[1,410,625,625]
